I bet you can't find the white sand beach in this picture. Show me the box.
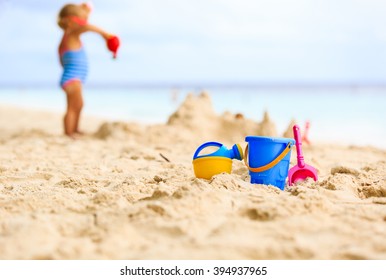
[0,92,385,259]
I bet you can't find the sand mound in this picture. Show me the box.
[167,91,280,142]
[167,92,217,129]
[93,91,279,146]
[283,119,297,138]
[259,111,277,137]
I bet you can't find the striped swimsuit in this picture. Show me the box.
[59,44,88,89]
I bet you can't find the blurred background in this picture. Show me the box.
[0,0,385,147]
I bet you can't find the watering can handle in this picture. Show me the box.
[244,142,293,172]
[193,142,223,159]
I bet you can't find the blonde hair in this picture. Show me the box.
[57,4,79,29]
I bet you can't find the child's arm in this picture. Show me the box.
[75,23,112,40]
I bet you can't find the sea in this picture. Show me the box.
[0,86,385,149]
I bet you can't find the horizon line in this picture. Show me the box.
[1,82,386,90]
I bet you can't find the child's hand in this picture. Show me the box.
[103,33,115,40]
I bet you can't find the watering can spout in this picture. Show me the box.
[210,144,243,160]
[230,144,243,160]
[192,142,243,160]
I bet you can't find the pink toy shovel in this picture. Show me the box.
[288,125,318,186]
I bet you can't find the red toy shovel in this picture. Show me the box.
[107,35,120,59]
[288,125,318,186]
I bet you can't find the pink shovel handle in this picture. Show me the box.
[293,125,305,168]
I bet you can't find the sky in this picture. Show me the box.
[1,0,386,87]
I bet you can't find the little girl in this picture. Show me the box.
[57,2,113,138]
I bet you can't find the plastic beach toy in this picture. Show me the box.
[107,35,120,59]
[244,136,295,190]
[288,125,318,186]
[192,142,243,180]
[193,142,243,160]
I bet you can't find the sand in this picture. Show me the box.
[0,92,385,260]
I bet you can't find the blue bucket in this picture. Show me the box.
[244,136,295,190]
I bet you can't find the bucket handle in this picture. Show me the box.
[244,142,293,173]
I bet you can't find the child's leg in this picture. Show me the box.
[63,81,84,137]
[74,103,83,134]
